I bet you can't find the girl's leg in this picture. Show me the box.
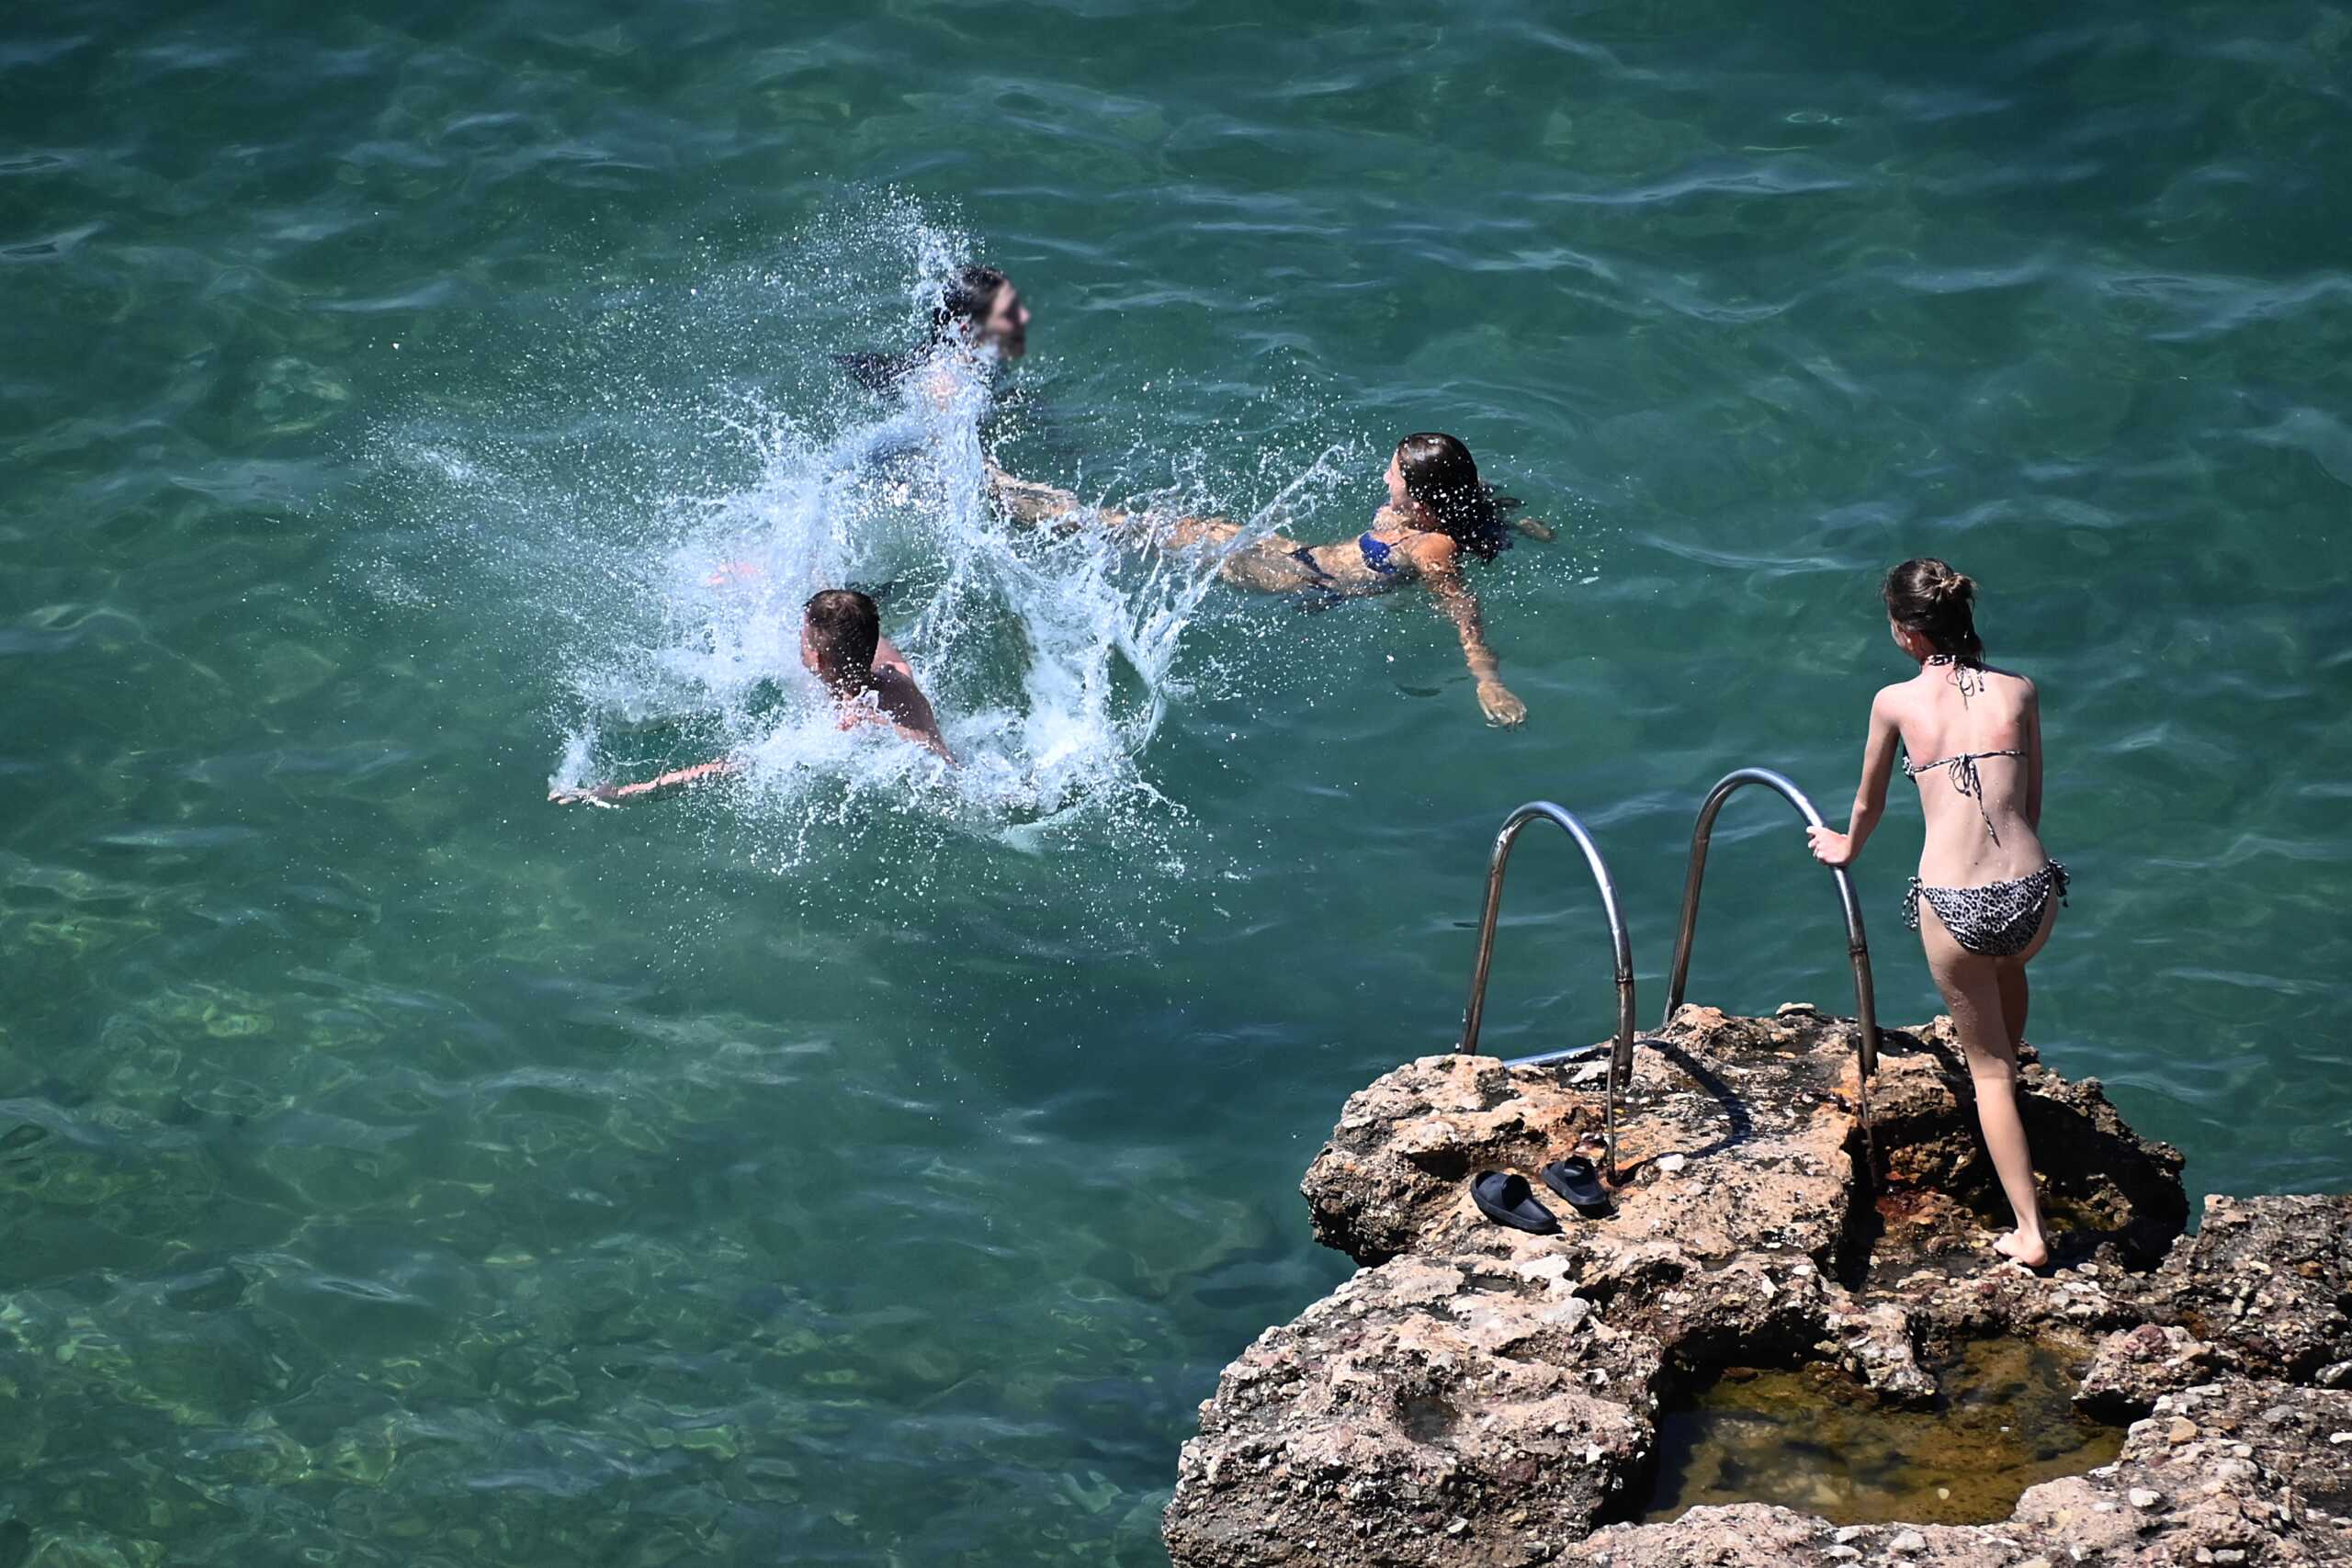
[1996,964,2030,1054]
[1918,904,2049,1267]
[1996,893,2060,1054]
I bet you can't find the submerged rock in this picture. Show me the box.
[1165,1007,2351,1567]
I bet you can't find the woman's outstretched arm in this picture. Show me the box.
[1419,544,1525,727]
[1806,690,1901,866]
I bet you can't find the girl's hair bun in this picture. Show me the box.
[1920,559,1973,604]
[1883,558,1984,660]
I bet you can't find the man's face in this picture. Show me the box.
[980,285,1029,359]
[799,620,822,679]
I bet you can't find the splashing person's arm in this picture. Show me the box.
[549,756,741,807]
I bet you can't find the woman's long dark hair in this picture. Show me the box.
[1396,432,1514,563]
[839,265,1011,393]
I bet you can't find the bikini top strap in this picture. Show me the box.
[1901,748,2029,843]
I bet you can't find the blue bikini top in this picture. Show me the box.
[1293,525,1507,586]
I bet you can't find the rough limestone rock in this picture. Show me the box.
[1167,1006,2349,1568]
[1161,1254,1660,1568]
[2126,1195,2352,1383]
[1303,1006,2186,1279]
[2076,1323,2242,1418]
[2005,1380,2352,1564]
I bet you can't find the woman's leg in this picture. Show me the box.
[986,464,1085,528]
[988,475,1318,594]
[1151,517,1338,594]
[987,468,1257,568]
[1918,902,2050,1267]
[1158,514,1244,550]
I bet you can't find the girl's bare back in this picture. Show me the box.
[1886,661,2045,888]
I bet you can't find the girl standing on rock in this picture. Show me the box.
[1805,559,2067,1269]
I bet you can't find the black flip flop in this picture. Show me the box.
[1471,1171,1560,1235]
[1539,1156,1612,1218]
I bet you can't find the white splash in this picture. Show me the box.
[531,213,1243,855]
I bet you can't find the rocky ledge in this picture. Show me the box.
[1163,1006,2352,1567]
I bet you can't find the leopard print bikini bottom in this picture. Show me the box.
[1904,862,2070,958]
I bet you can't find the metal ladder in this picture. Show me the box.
[1453,802,1638,1178]
[1660,769,1882,1130]
[1453,770,1882,1180]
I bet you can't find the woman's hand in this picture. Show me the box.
[1804,826,1854,867]
[1477,679,1527,728]
[549,784,622,808]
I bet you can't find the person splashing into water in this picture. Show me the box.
[702,265,1035,592]
[548,589,954,804]
[1805,559,2067,1270]
[839,263,1031,404]
[990,432,1553,728]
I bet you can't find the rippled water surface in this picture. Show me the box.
[5,0,2350,1561]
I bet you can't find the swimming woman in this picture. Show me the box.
[1805,559,2066,1269]
[991,433,1550,727]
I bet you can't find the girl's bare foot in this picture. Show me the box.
[1993,1229,2051,1269]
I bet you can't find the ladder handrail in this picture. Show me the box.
[1659,767,1881,1092]
[1455,801,1637,1179]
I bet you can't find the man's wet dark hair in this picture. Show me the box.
[804,589,882,689]
[839,265,1012,393]
[930,265,1010,344]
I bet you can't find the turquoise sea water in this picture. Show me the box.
[5,2,2350,1562]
